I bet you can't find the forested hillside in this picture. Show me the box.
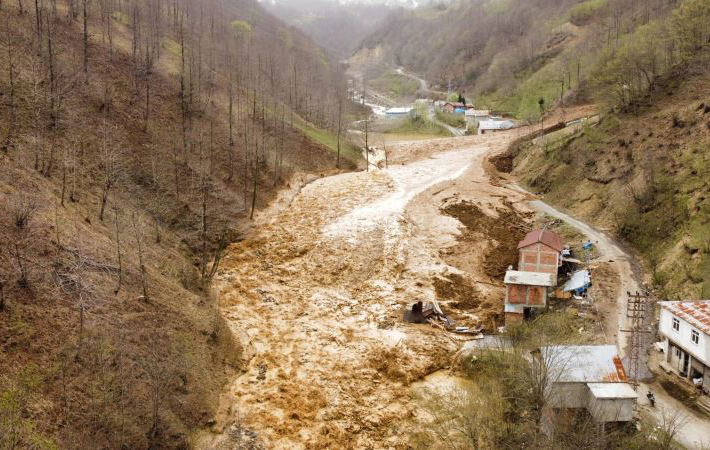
[0,0,359,446]
[358,0,679,119]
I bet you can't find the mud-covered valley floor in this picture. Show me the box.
[198,122,590,448]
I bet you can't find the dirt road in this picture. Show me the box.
[200,131,531,449]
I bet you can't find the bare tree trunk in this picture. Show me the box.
[179,13,187,155]
[144,40,151,131]
[0,279,4,311]
[336,95,342,169]
[4,16,15,144]
[61,150,67,206]
[82,0,88,83]
[33,0,41,53]
[114,208,122,294]
[250,143,258,220]
[131,212,148,301]
[364,117,369,172]
[45,14,56,128]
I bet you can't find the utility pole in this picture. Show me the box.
[621,291,652,390]
[364,116,369,172]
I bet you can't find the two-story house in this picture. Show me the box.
[517,229,564,285]
[658,300,710,389]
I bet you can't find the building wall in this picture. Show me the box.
[505,312,524,326]
[550,382,587,409]
[586,396,635,422]
[659,308,710,366]
[506,284,547,306]
[518,243,559,284]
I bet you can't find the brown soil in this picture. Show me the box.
[489,153,514,173]
[442,201,532,278]
[433,273,482,310]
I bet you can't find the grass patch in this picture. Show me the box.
[368,71,421,100]
[292,119,361,164]
[435,110,465,127]
[569,0,608,25]
[162,37,181,57]
[385,116,452,137]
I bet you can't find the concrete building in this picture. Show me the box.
[465,109,491,127]
[518,229,564,284]
[537,345,637,423]
[385,107,415,119]
[503,270,553,325]
[478,119,515,134]
[659,300,710,390]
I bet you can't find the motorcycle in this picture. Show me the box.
[647,389,656,407]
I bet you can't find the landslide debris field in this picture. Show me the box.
[201,132,535,449]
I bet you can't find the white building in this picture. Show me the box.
[464,109,490,127]
[478,119,515,134]
[536,345,637,423]
[385,107,415,119]
[659,300,710,389]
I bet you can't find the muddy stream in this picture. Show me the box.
[197,121,588,449]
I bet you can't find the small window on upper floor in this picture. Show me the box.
[691,329,699,345]
[672,317,680,331]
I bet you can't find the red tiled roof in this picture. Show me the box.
[661,300,710,334]
[518,229,564,252]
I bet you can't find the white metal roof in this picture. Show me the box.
[563,269,591,292]
[539,345,628,383]
[479,119,514,130]
[586,382,638,399]
[385,107,413,114]
[504,270,553,287]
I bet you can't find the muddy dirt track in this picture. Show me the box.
[199,108,599,449]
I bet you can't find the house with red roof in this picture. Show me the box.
[659,300,710,391]
[518,229,564,284]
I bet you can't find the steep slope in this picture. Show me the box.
[0,0,359,447]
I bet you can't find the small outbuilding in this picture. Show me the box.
[465,109,491,127]
[536,345,637,423]
[503,270,553,325]
[478,119,515,134]
[385,107,415,118]
[562,269,592,295]
[518,229,564,285]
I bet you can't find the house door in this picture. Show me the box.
[681,352,689,376]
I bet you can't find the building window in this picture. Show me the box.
[691,329,699,345]
[675,348,681,358]
[672,317,680,331]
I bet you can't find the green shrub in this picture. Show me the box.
[435,110,465,127]
[569,0,608,25]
